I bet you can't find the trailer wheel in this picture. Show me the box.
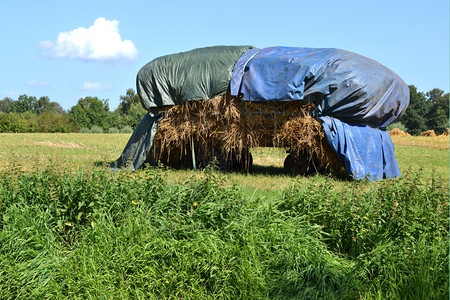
[212,148,253,172]
[283,153,316,176]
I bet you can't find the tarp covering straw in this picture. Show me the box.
[112,46,410,180]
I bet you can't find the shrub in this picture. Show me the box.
[120,125,133,133]
[386,121,408,132]
[79,127,91,133]
[90,125,103,133]
[37,111,72,133]
[107,127,119,134]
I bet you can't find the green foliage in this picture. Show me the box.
[34,96,65,115]
[425,88,449,134]
[37,111,72,133]
[114,88,147,129]
[69,96,110,131]
[11,95,37,114]
[90,125,103,134]
[277,172,448,298]
[399,86,449,135]
[120,125,133,133]
[107,127,120,133]
[0,97,13,113]
[0,95,69,133]
[79,127,91,133]
[0,168,447,299]
[386,121,408,132]
[0,112,37,132]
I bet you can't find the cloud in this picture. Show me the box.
[40,17,138,62]
[81,82,114,91]
[27,80,49,88]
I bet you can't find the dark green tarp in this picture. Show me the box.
[137,45,253,110]
[111,45,252,170]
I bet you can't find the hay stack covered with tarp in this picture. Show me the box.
[151,93,342,174]
[112,45,410,180]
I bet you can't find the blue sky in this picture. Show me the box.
[1,0,448,110]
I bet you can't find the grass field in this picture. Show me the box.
[0,133,448,187]
[0,133,448,299]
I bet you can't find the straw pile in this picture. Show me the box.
[389,128,410,136]
[151,93,342,173]
[420,130,437,137]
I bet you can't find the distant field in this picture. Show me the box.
[0,133,448,183]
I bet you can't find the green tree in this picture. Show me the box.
[11,94,37,114]
[37,112,73,132]
[69,97,111,131]
[0,112,37,132]
[34,96,65,115]
[0,97,14,113]
[117,88,142,115]
[398,85,428,135]
[425,88,449,134]
[115,88,146,129]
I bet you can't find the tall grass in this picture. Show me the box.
[0,167,447,299]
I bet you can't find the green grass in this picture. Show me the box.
[0,167,447,299]
[0,133,448,299]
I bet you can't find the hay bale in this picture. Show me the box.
[420,130,436,137]
[389,128,409,136]
[151,93,343,173]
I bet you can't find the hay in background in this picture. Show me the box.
[389,128,410,136]
[420,130,437,137]
[152,93,343,173]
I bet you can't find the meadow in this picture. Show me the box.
[0,133,448,299]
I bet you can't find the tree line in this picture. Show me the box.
[0,86,448,135]
[395,86,449,135]
[0,89,146,133]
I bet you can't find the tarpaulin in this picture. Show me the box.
[320,116,401,180]
[112,45,252,170]
[230,46,409,179]
[110,112,161,170]
[231,47,409,128]
[137,45,253,110]
[113,46,409,179]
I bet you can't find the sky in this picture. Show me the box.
[1,0,448,111]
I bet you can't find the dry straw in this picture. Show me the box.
[420,130,437,137]
[152,93,343,173]
[389,128,410,137]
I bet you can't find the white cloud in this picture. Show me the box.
[27,80,49,88]
[40,17,138,62]
[81,82,114,91]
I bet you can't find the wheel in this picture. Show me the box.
[283,153,316,176]
[212,148,253,172]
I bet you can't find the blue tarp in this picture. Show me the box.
[320,116,401,180]
[231,47,409,128]
[230,47,409,180]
